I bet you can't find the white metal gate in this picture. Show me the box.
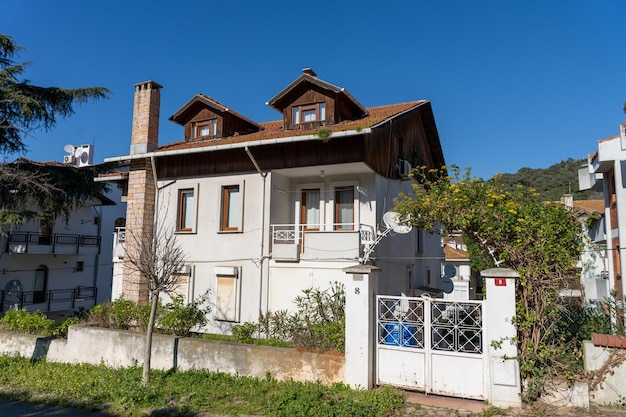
[376,295,486,399]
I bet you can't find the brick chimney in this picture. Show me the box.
[131,81,162,154]
[122,80,162,303]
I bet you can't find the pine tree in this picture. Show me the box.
[0,34,113,230]
[0,34,109,153]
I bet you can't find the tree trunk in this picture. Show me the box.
[142,291,160,384]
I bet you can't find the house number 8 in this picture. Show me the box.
[354,287,360,295]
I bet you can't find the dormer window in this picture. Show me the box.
[293,102,326,124]
[192,119,217,138]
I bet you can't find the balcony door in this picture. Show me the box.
[301,188,321,232]
[33,265,48,304]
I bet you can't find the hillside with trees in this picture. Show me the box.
[496,158,603,202]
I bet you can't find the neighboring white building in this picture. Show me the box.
[579,118,626,316]
[0,156,126,314]
[441,234,480,301]
[570,199,609,305]
[103,70,448,335]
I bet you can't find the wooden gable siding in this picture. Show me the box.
[183,107,259,141]
[184,108,222,140]
[283,87,335,130]
[364,106,441,178]
[156,135,367,180]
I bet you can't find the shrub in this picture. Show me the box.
[53,315,84,338]
[258,309,291,341]
[258,282,345,352]
[157,292,211,337]
[232,322,257,344]
[108,297,139,329]
[0,309,57,336]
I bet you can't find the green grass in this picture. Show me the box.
[0,354,404,416]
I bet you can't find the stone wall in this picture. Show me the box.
[584,340,626,405]
[0,326,345,385]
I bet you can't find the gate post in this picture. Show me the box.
[343,264,379,389]
[482,267,522,408]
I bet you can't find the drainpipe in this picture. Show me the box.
[91,206,103,301]
[150,156,159,228]
[244,147,269,319]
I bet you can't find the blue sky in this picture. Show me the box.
[2,1,625,180]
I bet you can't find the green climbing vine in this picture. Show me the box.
[394,165,584,401]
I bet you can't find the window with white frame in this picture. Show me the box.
[220,185,242,231]
[293,102,326,124]
[214,266,240,322]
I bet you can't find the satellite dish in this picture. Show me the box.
[440,276,454,294]
[382,211,412,234]
[443,263,457,278]
[64,144,75,154]
[4,279,23,299]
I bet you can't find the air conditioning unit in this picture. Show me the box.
[74,144,94,167]
[398,159,412,178]
[63,155,75,164]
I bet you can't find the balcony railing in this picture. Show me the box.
[7,232,101,255]
[271,223,376,261]
[0,286,97,312]
[271,223,375,244]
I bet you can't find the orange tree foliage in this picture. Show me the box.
[394,166,584,401]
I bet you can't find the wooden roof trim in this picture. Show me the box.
[155,101,423,153]
[266,73,367,116]
[169,94,263,130]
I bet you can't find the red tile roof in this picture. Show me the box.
[598,135,619,143]
[157,101,426,153]
[573,199,604,214]
[444,245,469,260]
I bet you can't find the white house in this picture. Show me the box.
[441,234,481,300]
[578,118,626,318]
[569,198,609,305]
[103,70,448,334]
[0,155,126,315]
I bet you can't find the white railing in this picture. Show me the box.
[271,223,376,246]
[115,227,126,242]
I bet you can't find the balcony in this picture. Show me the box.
[0,286,97,312]
[271,223,375,262]
[7,232,101,255]
[113,227,126,259]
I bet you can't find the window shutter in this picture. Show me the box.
[215,266,239,322]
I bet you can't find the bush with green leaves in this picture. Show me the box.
[84,292,211,337]
[232,322,257,344]
[86,296,138,329]
[0,309,57,336]
[258,282,346,352]
[157,292,211,337]
[258,309,291,341]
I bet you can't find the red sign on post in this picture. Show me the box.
[495,278,507,287]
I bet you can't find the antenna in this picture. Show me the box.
[439,263,456,294]
[64,144,75,154]
[440,276,454,294]
[360,211,412,264]
[382,211,413,234]
[4,279,24,309]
